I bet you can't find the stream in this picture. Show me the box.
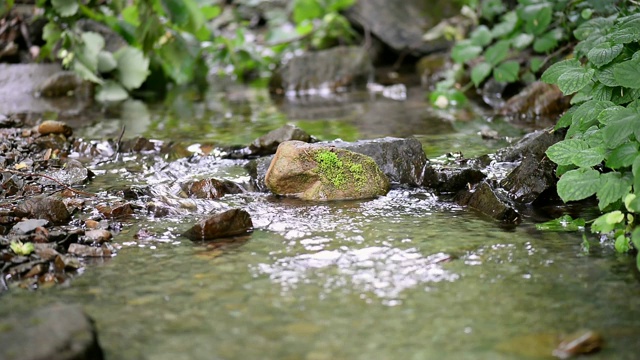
[2,85,640,359]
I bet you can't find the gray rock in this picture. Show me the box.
[247,137,429,192]
[180,178,244,199]
[501,156,558,204]
[270,46,372,93]
[15,196,71,224]
[10,219,49,235]
[68,244,112,257]
[496,127,565,162]
[456,181,521,224]
[249,124,312,156]
[423,167,486,194]
[345,0,457,54]
[0,303,104,360]
[37,72,85,98]
[183,209,253,241]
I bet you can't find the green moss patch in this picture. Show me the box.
[313,149,368,190]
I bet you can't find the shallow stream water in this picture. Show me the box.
[2,86,640,359]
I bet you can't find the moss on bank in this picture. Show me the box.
[313,149,368,190]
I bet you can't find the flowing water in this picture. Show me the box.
[2,85,640,359]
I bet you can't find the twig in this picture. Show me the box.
[1,168,96,197]
[113,125,126,161]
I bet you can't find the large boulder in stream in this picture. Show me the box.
[265,141,390,201]
[345,0,458,55]
[183,209,253,241]
[247,137,428,192]
[0,303,104,360]
[270,46,373,93]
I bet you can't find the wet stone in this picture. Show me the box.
[37,120,73,136]
[248,124,312,156]
[496,127,565,163]
[120,136,156,153]
[499,82,571,118]
[423,167,486,194]
[96,203,135,219]
[35,247,60,261]
[83,229,112,244]
[183,208,253,241]
[180,178,244,199]
[55,254,82,271]
[9,219,49,235]
[265,141,390,201]
[456,181,521,224]
[68,243,112,258]
[37,71,84,98]
[0,303,104,360]
[553,330,603,359]
[15,196,71,224]
[501,156,558,204]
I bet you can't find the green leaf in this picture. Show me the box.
[95,81,128,102]
[79,32,105,72]
[574,17,614,40]
[161,0,204,33]
[493,60,519,83]
[51,0,78,17]
[556,164,576,177]
[557,168,601,202]
[97,51,117,73]
[293,0,324,23]
[541,59,581,84]
[603,108,640,148]
[597,65,619,87]
[469,25,492,47]
[587,42,623,67]
[512,33,534,50]
[201,5,221,20]
[524,4,552,35]
[530,57,543,72]
[491,11,518,38]
[533,31,558,53]
[114,47,150,90]
[612,58,640,89]
[485,40,510,66]
[632,227,640,250]
[591,84,613,101]
[573,100,615,130]
[606,142,639,169]
[72,60,103,84]
[327,0,355,12]
[536,215,585,232]
[572,146,605,167]
[598,106,626,124]
[633,155,640,193]
[451,41,483,64]
[597,172,633,210]
[10,241,35,256]
[471,62,492,87]
[547,139,589,166]
[555,107,576,130]
[592,210,625,233]
[614,234,630,253]
[557,68,595,95]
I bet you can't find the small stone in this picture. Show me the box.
[456,181,521,223]
[85,219,100,229]
[10,219,49,235]
[54,254,82,271]
[37,120,73,137]
[249,124,312,156]
[84,229,112,244]
[37,71,84,97]
[183,209,253,241]
[35,247,61,261]
[15,196,71,224]
[553,330,603,359]
[180,178,244,199]
[67,243,112,257]
[24,263,48,278]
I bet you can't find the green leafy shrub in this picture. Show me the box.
[430,0,618,108]
[541,9,640,268]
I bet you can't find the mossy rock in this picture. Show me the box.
[265,141,390,201]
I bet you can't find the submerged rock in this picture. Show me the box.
[456,181,520,223]
[265,141,390,201]
[15,196,71,224]
[68,243,112,257]
[37,72,85,98]
[270,46,372,94]
[0,303,104,360]
[249,124,312,156]
[183,208,253,241]
[180,178,244,199]
[553,330,603,359]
